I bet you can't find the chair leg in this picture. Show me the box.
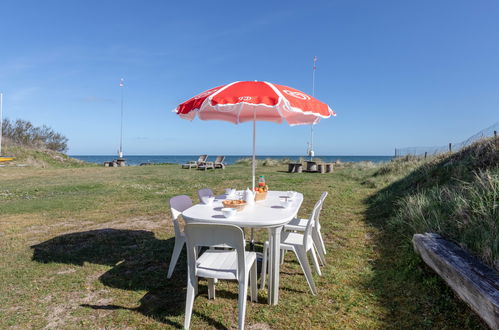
[260,241,268,289]
[184,273,196,329]
[250,261,258,302]
[295,247,317,295]
[167,237,185,279]
[310,247,322,276]
[313,231,326,265]
[238,275,249,330]
[280,250,286,264]
[314,241,326,266]
[317,229,327,255]
[194,276,198,296]
[207,278,216,299]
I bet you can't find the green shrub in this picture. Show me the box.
[235,157,293,167]
[2,118,68,152]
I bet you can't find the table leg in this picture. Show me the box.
[267,228,273,302]
[249,228,255,251]
[268,226,282,305]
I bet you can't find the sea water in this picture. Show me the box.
[71,155,393,166]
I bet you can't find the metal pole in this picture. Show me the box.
[309,56,317,161]
[119,78,124,158]
[252,110,256,192]
[250,109,257,250]
[0,93,3,156]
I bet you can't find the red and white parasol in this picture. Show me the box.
[174,81,336,189]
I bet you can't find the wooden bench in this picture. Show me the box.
[413,233,499,329]
[325,163,334,173]
[288,163,303,173]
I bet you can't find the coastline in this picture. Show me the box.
[70,155,393,166]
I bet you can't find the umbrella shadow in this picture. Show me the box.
[30,228,222,326]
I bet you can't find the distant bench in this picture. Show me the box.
[104,159,126,167]
[288,162,333,173]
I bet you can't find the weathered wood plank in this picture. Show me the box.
[413,233,499,329]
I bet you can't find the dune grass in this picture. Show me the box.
[0,163,487,329]
[367,138,498,271]
[2,144,89,168]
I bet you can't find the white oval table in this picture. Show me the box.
[182,190,303,305]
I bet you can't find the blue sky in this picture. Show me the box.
[0,0,498,155]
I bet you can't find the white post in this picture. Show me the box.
[0,93,3,156]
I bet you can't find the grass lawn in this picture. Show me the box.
[0,164,486,329]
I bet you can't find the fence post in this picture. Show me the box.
[449,143,452,153]
[424,152,427,159]
[394,148,397,158]
[495,130,497,144]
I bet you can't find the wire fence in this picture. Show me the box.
[395,122,499,157]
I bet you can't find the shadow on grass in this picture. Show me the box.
[362,162,487,328]
[30,228,223,327]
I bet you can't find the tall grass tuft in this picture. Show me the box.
[392,170,498,270]
[235,157,293,167]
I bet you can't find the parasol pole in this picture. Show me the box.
[249,108,257,250]
[252,108,256,191]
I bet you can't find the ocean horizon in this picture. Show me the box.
[71,155,393,166]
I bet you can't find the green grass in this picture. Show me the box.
[0,162,487,329]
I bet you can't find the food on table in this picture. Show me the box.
[222,199,247,211]
[223,199,246,206]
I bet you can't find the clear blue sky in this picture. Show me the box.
[1,0,498,155]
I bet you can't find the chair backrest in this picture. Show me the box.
[214,156,225,163]
[315,191,328,227]
[304,199,322,249]
[197,154,208,163]
[169,195,193,237]
[197,188,214,202]
[184,224,246,279]
[320,191,328,204]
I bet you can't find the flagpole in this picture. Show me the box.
[309,56,317,161]
[119,78,124,159]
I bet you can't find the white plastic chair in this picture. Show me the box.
[184,224,258,330]
[167,195,192,279]
[284,192,328,265]
[197,188,214,203]
[260,199,322,295]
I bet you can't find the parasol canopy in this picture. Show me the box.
[174,80,336,189]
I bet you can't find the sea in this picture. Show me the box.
[71,155,393,166]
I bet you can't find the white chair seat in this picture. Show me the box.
[196,250,257,280]
[284,218,308,231]
[280,231,306,247]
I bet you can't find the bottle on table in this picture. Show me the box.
[258,175,266,187]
